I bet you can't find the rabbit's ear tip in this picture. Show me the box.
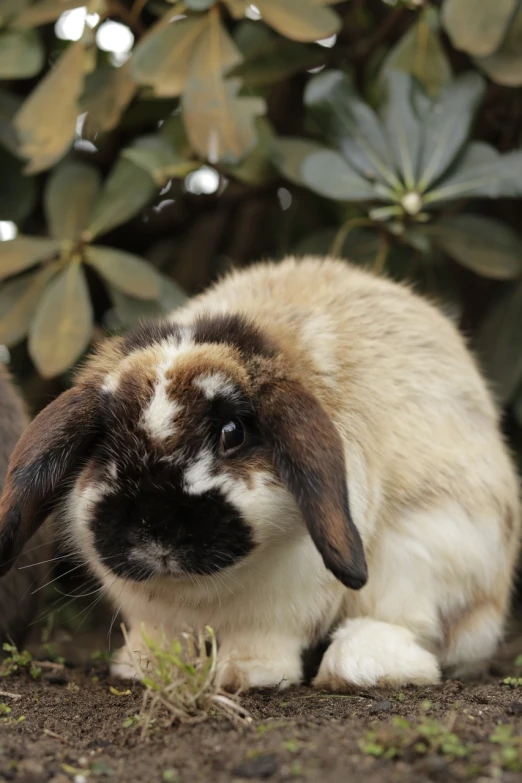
[312,506,368,590]
[327,551,368,591]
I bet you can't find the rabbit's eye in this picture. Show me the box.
[220,419,245,454]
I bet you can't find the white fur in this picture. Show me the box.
[141,339,194,441]
[194,372,237,400]
[347,503,509,649]
[217,631,305,690]
[141,376,182,441]
[183,449,224,495]
[315,619,440,688]
[102,374,119,393]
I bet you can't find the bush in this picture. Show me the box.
[1,0,522,463]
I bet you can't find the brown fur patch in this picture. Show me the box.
[254,376,367,591]
[0,384,101,575]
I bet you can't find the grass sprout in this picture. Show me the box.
[121,624,251,735]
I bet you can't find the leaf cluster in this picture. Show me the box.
[0,0,520,450]
[0,642,41,679]
[360,715,472,761]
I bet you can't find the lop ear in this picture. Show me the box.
[257,379,368,590]
[0,386,101,576]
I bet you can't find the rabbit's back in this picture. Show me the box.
[182,257,506,502]
[192,257,519,680]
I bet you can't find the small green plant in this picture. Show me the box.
[162,771,180,783]
[90,649,112,665]
[0,643,41,680]
[122,714,141,729]
[256,721,286,736]
[502,677,522,688]
[490,724,522,773]
[0,703,25,725]
[122,624,251,734]
[360,715,471,761]
[42,643,65,665]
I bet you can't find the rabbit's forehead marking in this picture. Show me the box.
[138,347,245,444]
[140,345,188,442]
[102,328,194,396]
[193,372,238,400]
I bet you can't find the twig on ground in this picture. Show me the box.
[0,690,21,699]
[43,728,70,744]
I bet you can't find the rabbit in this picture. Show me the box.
[0,366,50,646]
[0,257,519,690]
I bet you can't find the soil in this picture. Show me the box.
[1,626,522,783]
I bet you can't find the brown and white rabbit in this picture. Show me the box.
[0,366,50,645]
[0,258,519,689]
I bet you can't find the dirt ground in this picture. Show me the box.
[1,623,522,783]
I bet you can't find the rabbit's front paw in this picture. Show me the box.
[314,618,440,690]
[216,657,301,692]
[216,634,303,692]
[110,643,149,681]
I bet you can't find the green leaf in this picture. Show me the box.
[380,9,452,96]
[425,143,522,204]
[476,281,522,403]
[85,246,162,300]
[0,29,44,79]
[44,161,101,242]
[0,146,36,223]
[271,136,325,185]
[255,0,340,42]
[442,0,517,57]
[427,215,522,279]
[14,41,87,174]
[159,114,192,159]
[28,260,93,378]
[86,159,157,240]
[417,72,485,192]
[182,11,264,163]
[305,70,398,188]
[111,276,188,327]
[301,149,378,201]
[0,236,60,281]
[13,0,85,27]
[0,264,57,346]
[186,0,216,8]
[295,227,381,266]
[0,0,30,25]
[475,4,522,87]
[382,70,422,190]
[131,16,207,98]
[122,135,198,186]
[232,21,327,86]
[0,87,22,155]
[223,117,277,185]
[81,62,137,137]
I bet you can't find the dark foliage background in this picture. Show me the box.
[1,0,522,458]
